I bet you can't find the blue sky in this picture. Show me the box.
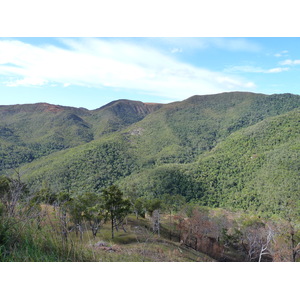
[1,37,300,110]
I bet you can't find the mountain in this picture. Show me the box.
[0,100,162,171]
[1,91,300,215]
[120,107,300,214]
[89,99,163,138]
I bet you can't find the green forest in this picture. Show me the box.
[1,92,299,261]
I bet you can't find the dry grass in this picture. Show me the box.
[37,205,214,261]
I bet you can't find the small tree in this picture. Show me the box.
[67,196,86,240]
[145,198,162,235]
[131,197,146,219]
[57,191,72,242]
[163,194,186,240]
[145,198,162,216]
[102,185,131,239]
[280,198,300,262]
[240,217,274,262]
[32,185,57,206]
[81,193,105,239]
[0,173,28,218]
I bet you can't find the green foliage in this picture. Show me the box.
[145,198,162,216]
[21,137,136,193]
[189,108,300,214]
[1,92,300,218]
[162,194,186,212]
[0,220,93,262]
[131,197,147,218]
[0,175,10,198]
[73,192,105,238]
[0,174,94,261]
[102,185,131,238]
[0,100,161,172]
[31,185,57,205]
[119,164,202,201]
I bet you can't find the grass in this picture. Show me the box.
[0,202,215,262]
[0,221,95,262]
[72,214,215,262]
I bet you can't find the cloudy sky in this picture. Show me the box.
[1,37,300,109]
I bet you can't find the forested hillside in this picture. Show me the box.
[1,91,300,262]
[1,92,300,215]
[0,100,162,171]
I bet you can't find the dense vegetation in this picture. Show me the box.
[1,173,299,262]
[0,100,162,171]
[1,92,300,261]
[6,92,298,214]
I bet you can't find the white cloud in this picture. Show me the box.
[171,48,183,54]
[266,67,289,73]
[279,59,300,66]
[154,37,261,52]
[210,38,261,52]
[225,65,289,74]
[5,77,47,87]
[0,38,255,100]
[274,50,289,57]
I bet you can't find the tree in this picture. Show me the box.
[0,176,11,216]
[80,192,105,239]
[32,184,57,206]
[280,199,300,262]
[0,176,10,198]
[270,218,300,262]
[102,185,131,239]
[163,194,186,239]
[145,198,162,216]
[67,196,86,240]
[131,197,146,219]
[240,217,274,262]
[0,172,28,218]
[57,191,72,242]
[145,198,162,235]
[188,208,218,252]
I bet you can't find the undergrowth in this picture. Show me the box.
[0,218,95,262]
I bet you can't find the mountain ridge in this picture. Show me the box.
[1,91,300,215]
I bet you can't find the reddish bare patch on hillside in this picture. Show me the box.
[38,103,65,113]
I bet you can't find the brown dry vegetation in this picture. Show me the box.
[37,205,215,262]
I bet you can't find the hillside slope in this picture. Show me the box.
[120,107,300,215]
[7,92,298,217]
[121,92,300,164]
[0,100,162,171]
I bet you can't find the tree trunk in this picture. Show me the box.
[62,210,68,242]
[92,228,97,239]
[111,218,114,239]
[290,224,296,262]
[169,211,172,240]
[78,224,83,241]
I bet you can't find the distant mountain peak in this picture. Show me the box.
[34,102,66,113]
[94,99,162,111]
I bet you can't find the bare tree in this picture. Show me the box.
[241,219,274,262]
[133,225,156,261]
[0,170,28,218]
[56,192,72,242]
[269,220,300,262]
[152,209,160,236]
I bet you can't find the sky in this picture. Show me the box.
[1,37,300,110]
